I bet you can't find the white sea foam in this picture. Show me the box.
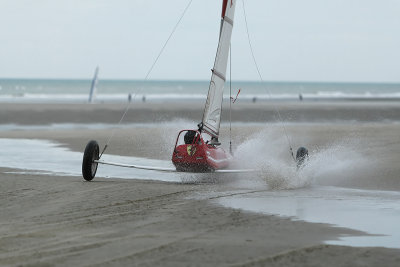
[2,91,400,103]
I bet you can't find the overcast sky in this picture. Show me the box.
[0,0,399,82]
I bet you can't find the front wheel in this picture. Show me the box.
[82,140,99,181]
[296,147,309,168]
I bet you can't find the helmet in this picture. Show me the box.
[184,130,196,144]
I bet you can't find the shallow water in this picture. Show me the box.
[0,138,180,182]
[216,187,400,248]
[1,137,399,249]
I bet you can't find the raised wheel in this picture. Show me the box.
[296,146,309,168]
[82,140,99,181]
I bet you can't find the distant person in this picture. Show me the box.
[299,93,303,101]
[142,95,146,103]
[128,93,132,103]
[252,97,257,103]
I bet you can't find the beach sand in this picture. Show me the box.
[1,102,400,266]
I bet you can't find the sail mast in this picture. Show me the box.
[200,0,236,140]
[88,66,99,103]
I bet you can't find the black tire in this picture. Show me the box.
[82,140,99,181]
[296,147,309,167]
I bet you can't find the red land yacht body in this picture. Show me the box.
[172,130,231,172]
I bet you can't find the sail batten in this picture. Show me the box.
[212,69,226,82]
[201,0,236,138]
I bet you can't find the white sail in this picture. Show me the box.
[201,0,236,138]
[88,66,99,103]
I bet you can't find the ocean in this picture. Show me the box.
[1,79,399,103]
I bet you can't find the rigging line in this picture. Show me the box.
[99,0,194,159]
[229,42,233,155]
[241,0,296,161]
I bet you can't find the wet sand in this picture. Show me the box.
[2,101,400,124]
[1,102,400,266]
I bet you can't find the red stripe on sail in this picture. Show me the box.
[221,0,228,18]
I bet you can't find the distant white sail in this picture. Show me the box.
[88,66,99,103]
[201,0,236,138]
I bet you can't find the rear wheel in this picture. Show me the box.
[296,147,309,168]
[82,140,99,181]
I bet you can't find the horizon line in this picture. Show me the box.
[0,77,399,85]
